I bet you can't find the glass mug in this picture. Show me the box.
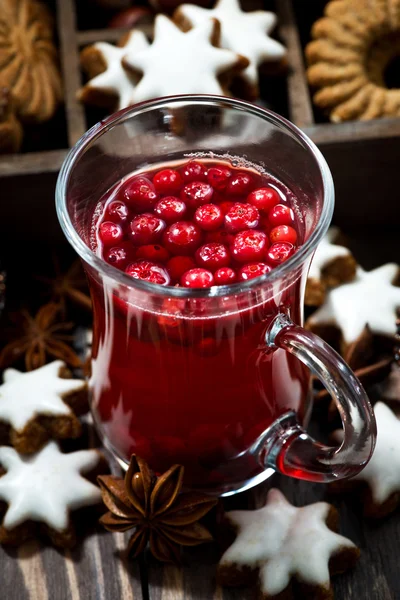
[56,95,376,496]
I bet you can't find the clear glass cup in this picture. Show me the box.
[56,95,376,496]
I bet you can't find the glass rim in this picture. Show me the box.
[55,94,334,299]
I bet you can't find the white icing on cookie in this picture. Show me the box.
[219,488,356,596]
[123,15,246,102]
[85,30,149,110]
[308,227,352,280]
[0,442,102,531]
[176,0,286,87]
[307,264,400,344]
[0,361,85,432]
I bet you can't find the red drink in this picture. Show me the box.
[89,159,310,493]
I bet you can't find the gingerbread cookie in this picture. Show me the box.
[306,227,357,306]
[307,264,400,351]
[0,441,106,547]
[0,0,62,123]
[122,15,249,103]
[217,488,359,600]
[0,361,88,454]
[306,0,400,122]
[79,30,149,111]
[0,88,22,154]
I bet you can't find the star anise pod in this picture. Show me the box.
[97,455,218,564]
[0,302,82,371]
[35,258,92,315]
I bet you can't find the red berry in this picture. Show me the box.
[180,181,214,208]
[181,160,207,182]
[238,262,271,281]
[214,267,237,285]
[153,169,183,194]
[125,260,170,285]
[105,242,136,269]
[247,187,280,214]
[219,201,235,215]
[122,176,158,211]
[207,166,232,191]
[136,244,170,263]
[268,203,295,227]
[105,200,129,223]
[154,196,187,223]
[130,214,166,245]
[205,229,235,246]
[226,171,253,196]
[231,230,268,263]
[195,243,230,272]
[180,268,214,288]
[163,221,202,255]
[99,221,124,245]
[270,225,297,245]
[167,256,196,282]
[194,204,224,231]
[225,203,259,233]
[267,242,295,265]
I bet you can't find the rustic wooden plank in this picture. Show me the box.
[305,117,400,145]
[0,149,67,177]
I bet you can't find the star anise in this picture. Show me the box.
[0,302,82,371]
[97,455,218,564]
[35,259,92,315]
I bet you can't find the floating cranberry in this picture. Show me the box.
[231,230,268,263]
[247,187,280,214]
[105,200,129,223]
[226,171,253,196]
[163,221,202,255]
[99,221,124,245]
[270,225,297,245]
[167,255,196,282]
[268,203,295,227]
[180,181,213,208]
[122,176,158,211]
[130,214,166,245]
[153,169,183,194]
[238,262,271,281]
[205,229,234,246]
[194,204,224,231]
[105,242,136,269]
[207,166,231,191]
[219,200,235,215]
[181,160,207,182]
[136,244,170,263]
[195,243,230,272]
[214,267,237,285]
[125,260,170,285]
[267,242,295,265]
[225,203,259,233]
[154,196,187,223]
[181,268,214,288]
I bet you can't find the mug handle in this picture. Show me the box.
[261,313,376,482]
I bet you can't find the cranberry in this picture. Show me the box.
[180,181,214,208]
[205,229,234,246]
[123,176,158,211]
[226,171,253,196]
[195,243,230,272]
[194,204,224,231]
[167,255,196,282]
[219,201,235,215]
[267,242,295,265]
[105,200,129,223]
[247,187,280,214]
[105,242,135,269]
[238,262,271,281]
[207,166,231,191]
[153,169,183,194]
[231,230,268,263]
[154,196,187,223]
[99,221,124,245]
[163,221,202,255]
[270,225,297,245]
[130,214,166,245]
[268,203,295,227]
[181,268,214,288]
[125,260,170,285]
[136,244,170,263]
[181,160,207,182]
[214,267,237,285]
[225,203,259,233]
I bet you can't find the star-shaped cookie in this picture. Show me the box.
[174,0,286,98]
[122,15,249,103]
[217,488,359,599]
